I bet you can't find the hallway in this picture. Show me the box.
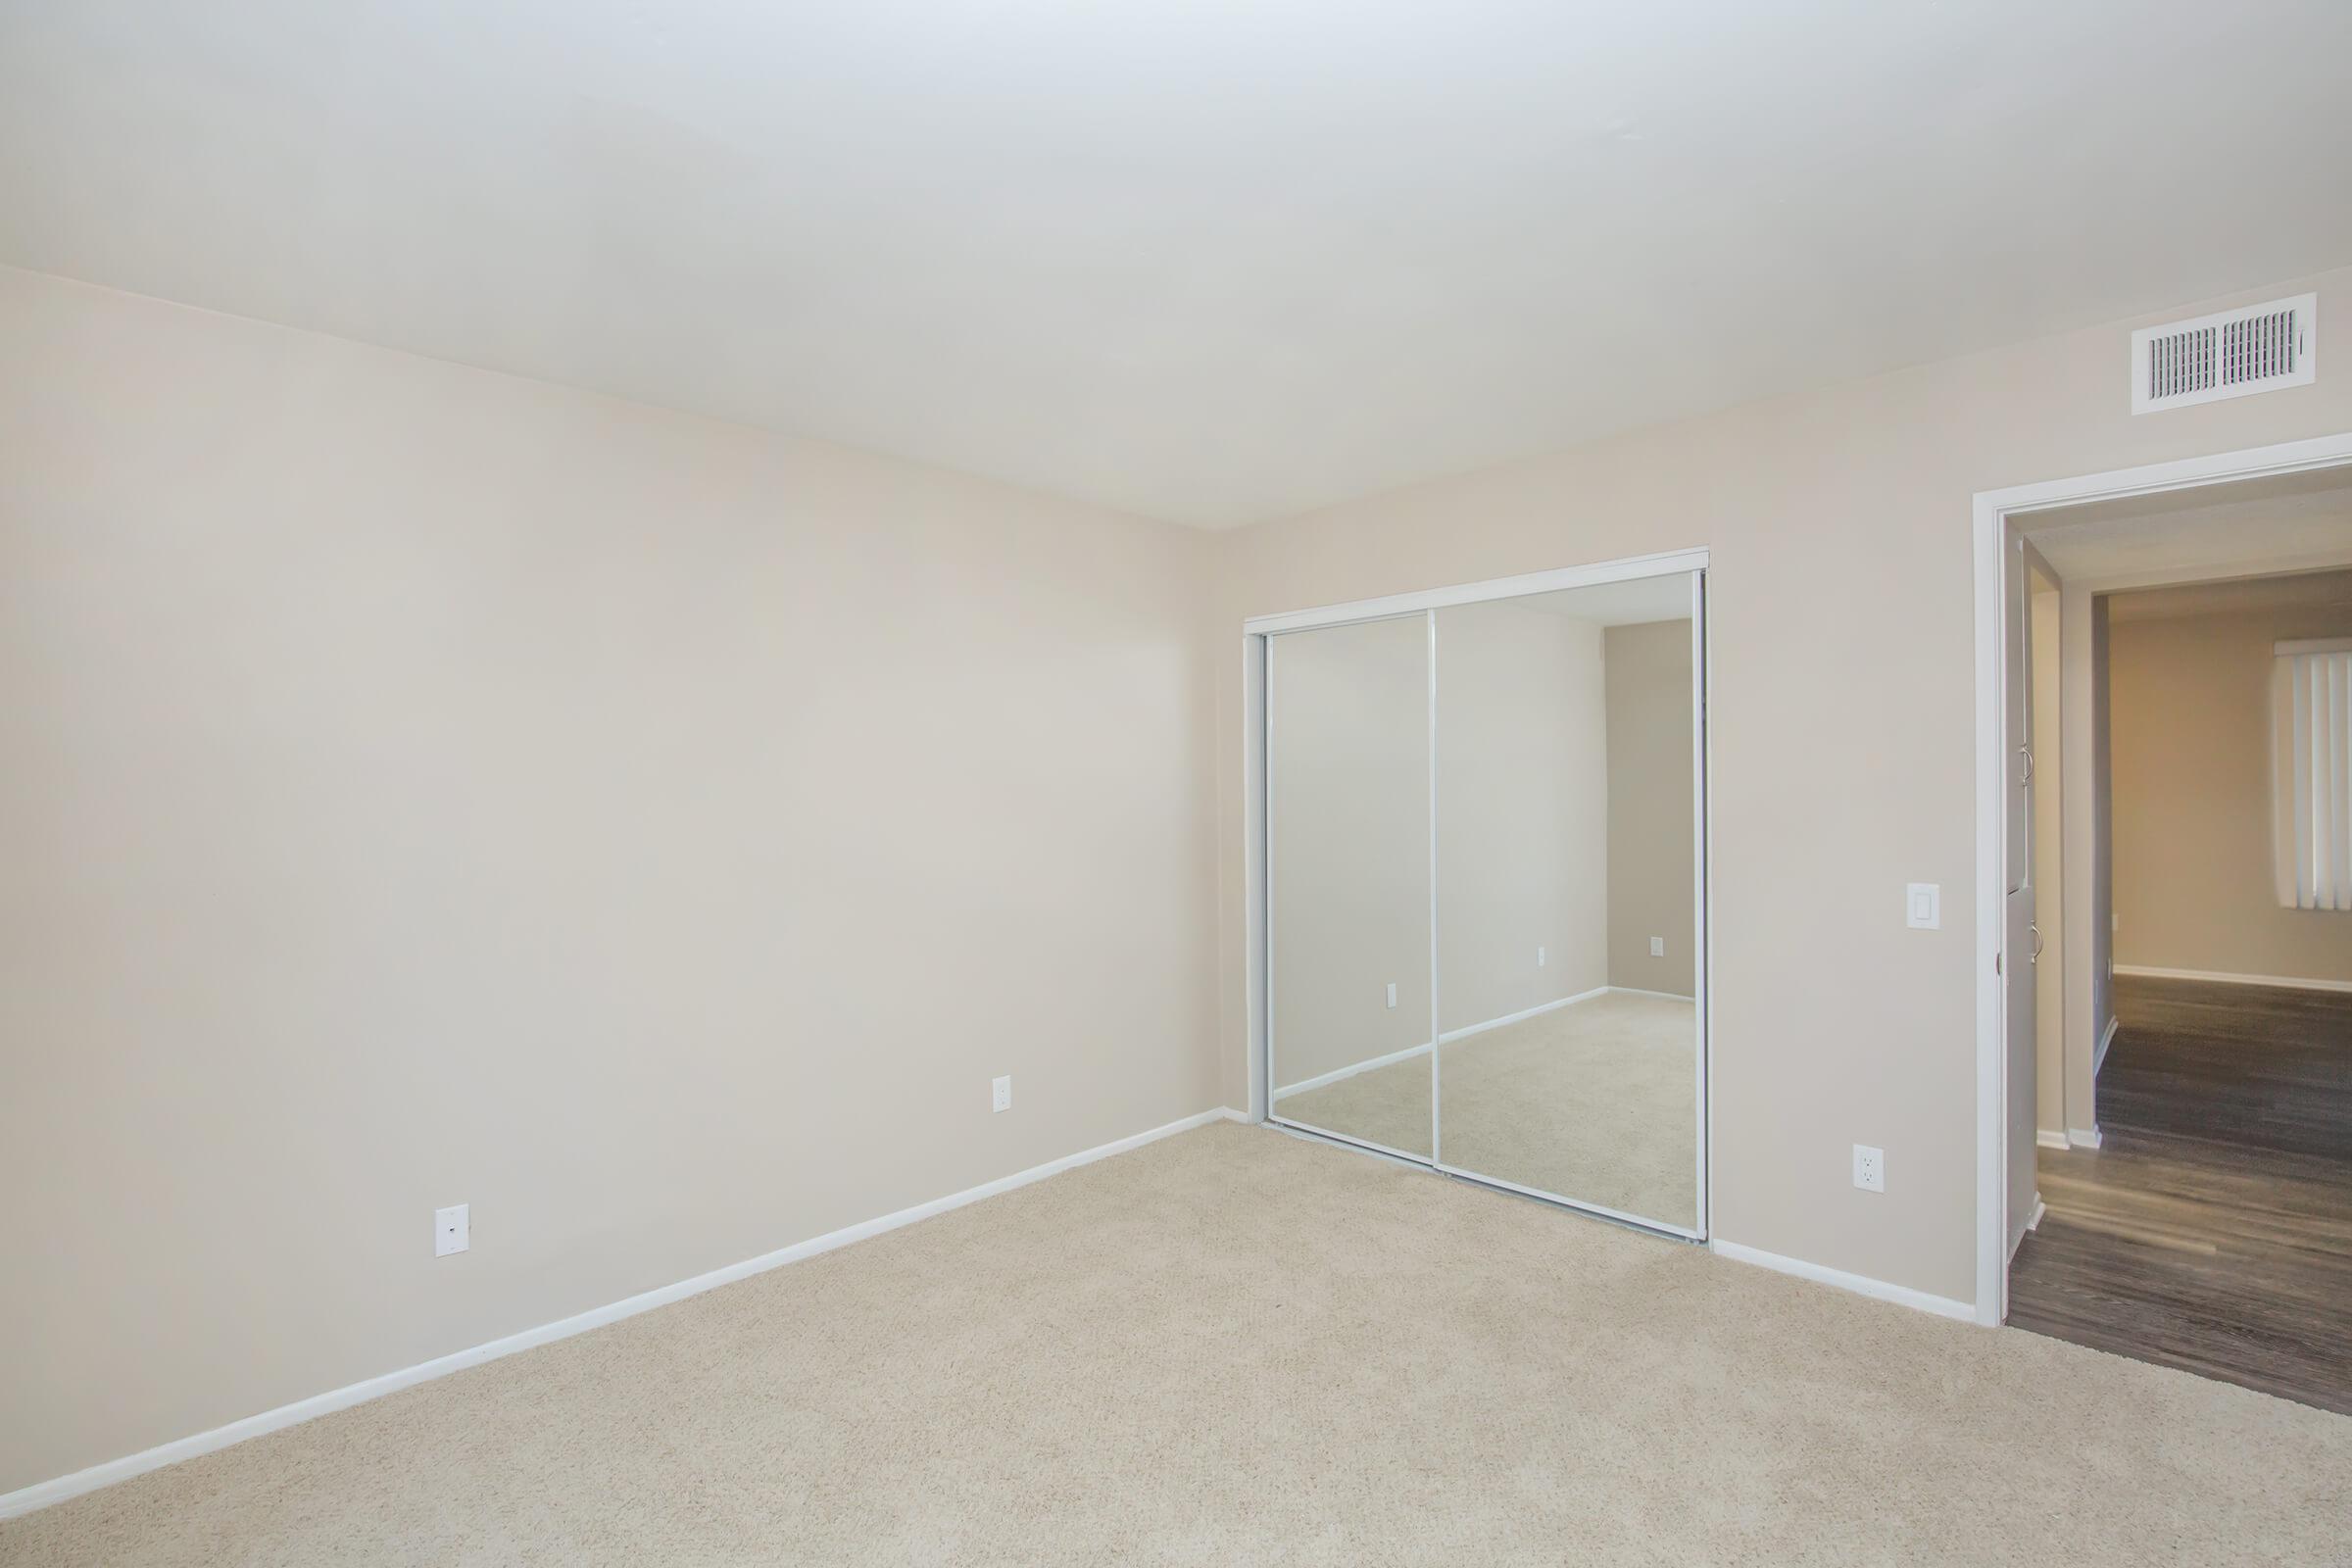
[2009,976,2352,1412]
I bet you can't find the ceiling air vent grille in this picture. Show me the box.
[2132,293,2317,414]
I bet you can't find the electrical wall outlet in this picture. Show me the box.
[992,1075,1012,1113]
[435,1203,469,1256]
[1385,981,1397,1008]
[1649,936,1665,957]
[1852,1146,1885,1194]
[1537,946,1546,967]
[1906,884,1940,930]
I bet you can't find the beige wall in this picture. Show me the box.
[0,267,1224,1495]
[1436,599,1609,1032]
[1218,263,2352,1306]
[2108,598,2352,984]
[1603,618,1696,997]
[1268,600,1612,1090]
[1267,615,1433,1089]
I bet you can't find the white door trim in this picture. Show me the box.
[1971,429,2352,1328]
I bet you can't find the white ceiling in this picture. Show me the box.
[2107,567,2352,622]
[2022,466,2352,584]
[5,2,2350,528]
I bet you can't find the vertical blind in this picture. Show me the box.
[2274,639,2352,911]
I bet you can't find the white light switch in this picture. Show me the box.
[1905,884,1940,930]
[992,1075,1012,1113]
[1386,982,1397,1008]
[435,1203,469,1257]
[1537,946,1545,967]
[1649,936,1665,957]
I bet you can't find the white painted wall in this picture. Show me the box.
[1604,618,1697,997]
[1436,598,1609,1033]
[1267,600,1615,1089]
[1267,615,1434,1091]
[0,266,1225,1496]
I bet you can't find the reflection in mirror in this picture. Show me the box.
[1267,614,1433,1158]
[1435,578,1699,1229]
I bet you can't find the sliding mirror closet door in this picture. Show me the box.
[1434,574,1704,1233]
[1267,614,1435,1159]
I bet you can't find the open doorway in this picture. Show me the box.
[1980,450,2352,1410]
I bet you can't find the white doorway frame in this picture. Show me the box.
[1971,430,2352,1326]
[1243,546,1713,1241]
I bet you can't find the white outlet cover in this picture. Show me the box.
[1386,982,1397,1008]
[1852,1146,1886,1194]
[435,1203,469,1256]
[992,1074,1012,1112]
[1649,936,1665,957]
[1906,884,1940,930]
[1537,946,1545,966]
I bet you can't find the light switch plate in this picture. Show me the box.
[1649,936,1665,957]
[435,1203,469,1257]
[992,1075,1012,1113]
[1905,884,1940,930]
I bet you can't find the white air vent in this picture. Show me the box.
[2132,293,2316,414]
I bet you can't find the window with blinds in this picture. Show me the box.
[2274,639,2352,911]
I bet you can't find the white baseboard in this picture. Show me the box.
[1604,985,1698,1003]
[2093,1014,2119,1077]
[1440,985,1606,1043]
[2027,1196,2046,1233]
[0,1104,1248,1524]
[2113,964,2352,996]
[1271,985,1620,1101]
[2034,1129,2070,1152]
[1708,1239,1979,1324]
[1270,1041,1433,1100]
[2067,1124,2102,1151]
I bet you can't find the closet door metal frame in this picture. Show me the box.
[1251,549,1711,1242]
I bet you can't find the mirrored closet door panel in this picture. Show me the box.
[1267,613,1435,1159]
[1434,574,1702,1232]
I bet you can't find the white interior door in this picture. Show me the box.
[2003,884,2037,1268]
[2005,534,2033,897]
[2001,532,2045,1284]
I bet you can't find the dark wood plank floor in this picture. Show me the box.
[2007,975,2352,1413]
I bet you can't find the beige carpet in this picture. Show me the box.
[4,1122,2346,1567]
[1276,991,1697,1227]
